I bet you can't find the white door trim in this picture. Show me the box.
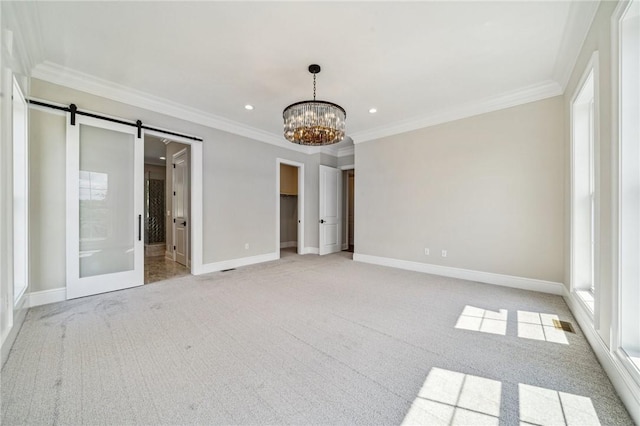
[144,130,203,274]
[276,159,305,256]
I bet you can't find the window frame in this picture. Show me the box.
[12,75,28,305]
[612,0,640,384]
[569,50,600,324]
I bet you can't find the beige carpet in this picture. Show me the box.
[1,251,633,425]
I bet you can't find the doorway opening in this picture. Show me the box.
[277,159,304,257]
[143,136,191,284]
[342,168,355,253]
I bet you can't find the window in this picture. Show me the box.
[570,53,599,316]
[12,77,28,304]
[618,0,640,372]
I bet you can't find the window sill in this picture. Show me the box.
[574,289,595,317]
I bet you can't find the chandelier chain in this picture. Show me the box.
[313,74,316,101]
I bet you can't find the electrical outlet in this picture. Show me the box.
[424,248,430,255]
[441,250,447,257]
[244,243,249,250]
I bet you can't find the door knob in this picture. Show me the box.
[320,219,325,224]
[182,221,187,226]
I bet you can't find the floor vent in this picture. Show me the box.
[552,319,575,333]
[221,268,236,272]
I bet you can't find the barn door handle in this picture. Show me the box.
[138,215,142,241]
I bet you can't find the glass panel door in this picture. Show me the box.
[67,115,143,299]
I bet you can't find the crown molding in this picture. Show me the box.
[31,61,312,155]
[318,136,354,158]
[31,61,562,154]
[351,79,563,144]
[552,0,600,92]
[338,145,355,157]
[320,145,340,156]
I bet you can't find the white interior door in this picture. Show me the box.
[319,165,341,255]
[173,148,189,266]
[66,116,144,299]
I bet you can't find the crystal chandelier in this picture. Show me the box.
[283,64,346,146]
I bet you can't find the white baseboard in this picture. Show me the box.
[28,287,67,308]
[563,289,640,423]
[303,247,319,255]
[280,241,298,249]
[1,295,29,367]
[353,253,565,295]
[196,252,278,275]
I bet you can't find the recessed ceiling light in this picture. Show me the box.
[159,156,166,160]
[369,108,377,114]
[245,104,254,110]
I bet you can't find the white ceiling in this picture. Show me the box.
[24,1,597,149]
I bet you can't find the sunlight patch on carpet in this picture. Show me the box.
[517,310,569,344]
[402,368,501,425]
[403,368,601,426]
[455,305,507,335]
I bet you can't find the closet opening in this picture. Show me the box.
[342,168,355,254]
[277,159,304,257]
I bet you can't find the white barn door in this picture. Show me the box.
[66,116,144,299]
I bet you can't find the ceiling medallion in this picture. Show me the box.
[283,64,346,146]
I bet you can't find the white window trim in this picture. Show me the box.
[569,50,600,324]
[12,76,29,306]
[612,0,640,388]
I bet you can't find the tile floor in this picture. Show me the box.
[144,255,190,284]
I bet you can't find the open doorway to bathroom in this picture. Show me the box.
[144,136,190,284]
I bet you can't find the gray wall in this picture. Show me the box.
[29,109,67,293]
[338,154,355,168]
[355,96,564,283]
[28,79,333,292]
[144,164,165,181]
